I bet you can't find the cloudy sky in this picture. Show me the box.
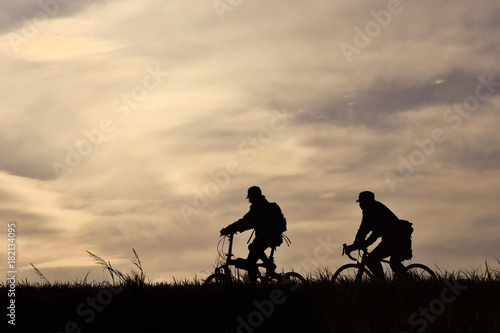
[0,0,499,283]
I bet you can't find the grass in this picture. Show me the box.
[86,248,147,287]
[2,252,499,333]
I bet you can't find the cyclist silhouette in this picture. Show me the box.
[345,191,410,279]
[220,186,284,283]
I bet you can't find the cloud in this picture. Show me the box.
[0,171,95,274]
[0,0,113,34]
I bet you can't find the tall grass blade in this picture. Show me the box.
[30,263,51,286]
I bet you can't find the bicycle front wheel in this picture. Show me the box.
[282,272,307,286]
[332,263,372,283]
[405,263,437,281]
[204,273,227,284]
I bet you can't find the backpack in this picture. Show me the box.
[270,202,287,233]
[397,220,413,260]
[398,220,413,237]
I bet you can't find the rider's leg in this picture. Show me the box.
[257,247,275,270]
[247,238,269,282]
[367,243,390,280]
[389,253,405,279]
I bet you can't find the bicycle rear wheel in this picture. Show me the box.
[404,263,437,281]
[332,263,372,283]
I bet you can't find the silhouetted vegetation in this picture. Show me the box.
[2,253,499,333]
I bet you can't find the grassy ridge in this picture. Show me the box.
[4,252,499,332]
[2,271,500,333]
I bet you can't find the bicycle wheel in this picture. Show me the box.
[404,263,437,281]
[204,273,227,284]
[332,263,372,283]
[282,272,307,286]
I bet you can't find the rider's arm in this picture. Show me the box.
[354,213,370,245]
[354,227,368,245]
[353,212,379,249]
[237,213,257,232]
[348,231,377,253]
[221,209,257,234]
[363,231,379,248]
[237,208,259,231]
[222,219,245,234]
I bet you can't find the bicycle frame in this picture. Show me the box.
[334,244,437,283]
[343,244,398,279]
[342,245,371,279]
[214,233,234,280]
[344,246,391,264]
[206,232,306,285]
[215,233,276,282]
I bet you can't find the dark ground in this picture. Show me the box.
[2,277,500,333]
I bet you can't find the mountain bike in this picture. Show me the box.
[332,243,437,283]
[204,232,306,285]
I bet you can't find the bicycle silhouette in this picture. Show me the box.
[332,243,437,282]
[204,232,306,285]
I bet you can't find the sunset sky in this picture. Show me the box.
[1,0,499,283]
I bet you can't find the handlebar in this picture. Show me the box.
[342,243,366,262]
